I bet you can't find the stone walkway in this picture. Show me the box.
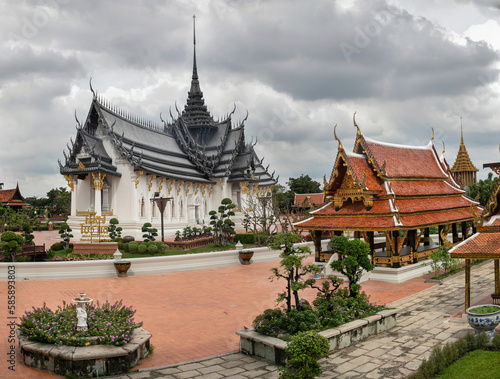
[110,262,493,379]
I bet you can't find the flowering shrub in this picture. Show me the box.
[18,300,143,347]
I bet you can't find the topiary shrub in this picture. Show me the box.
[147,244,158,254]
[137,243,148,254]
[50,242,64,251]
[234,233,255,244]
[1,231,24,261]
[155,241,166,252]
[128,241,138,253]
[279,331,330,379]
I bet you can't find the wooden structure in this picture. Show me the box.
[293,193,325,212]
[0,183,27,210]
[295,116,482,267]
[450,159,500,309]
[450,121,478,188]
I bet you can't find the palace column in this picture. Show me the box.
[452,223,458,244]
[70,177,77,216]
[92,173,105,217]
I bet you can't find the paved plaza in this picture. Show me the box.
[0,231,493,378]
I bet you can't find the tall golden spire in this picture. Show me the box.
[450,118,478,187]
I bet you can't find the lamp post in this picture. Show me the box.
[150,192,173,243]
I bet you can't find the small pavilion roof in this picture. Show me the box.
[296,122,481,232]
[0,184,27,207]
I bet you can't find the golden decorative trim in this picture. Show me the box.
[135,171,144,189]
[201,184,208,197]
[209,184,215,198]
[414,229,423,251]
[194,183,201,195]
[396,230,408,254]
[158,177,166,193]
[385,232,394,255]
[76,210,92,215]
[92,172,106,191]
[333,173,373,210]
[102,210,113,216]
[168,179,175,195]
[219,178,224,191]
[253,184,259,195]
[64,174,74,191]
[177,181,185,196]
[78,162,85,170]
[241,181,249,195]
[440,224,453,249]
[185,182,192,196]
[148,175,156,192]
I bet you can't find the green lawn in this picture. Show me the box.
[435,350,500,379]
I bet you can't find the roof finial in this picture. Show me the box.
[353,111,361,136]
[442,141,446,154]
[334,124,343,151]
[189,15,201,95]
[89,77,96,98]
[431,127,435,141]
[460,116,464,145]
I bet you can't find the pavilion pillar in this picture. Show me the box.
[408,230,417,263]
[423,228,430,246]
[354,231,361,239]
[438,225,443,246]
[472,223,476,234]
[494,260,500,305]
[452,223,458,244]
[461,222,467,241]
[94,189,102,217]
[70,177,77,216]
[367,231,375,264]
[465,259,471,310]
[391,230,400,268]
[312,230,322,262]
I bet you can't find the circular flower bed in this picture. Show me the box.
[18,300,142,346]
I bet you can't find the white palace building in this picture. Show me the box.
[59,24,277,240]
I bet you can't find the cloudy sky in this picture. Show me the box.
[1,0,499,197]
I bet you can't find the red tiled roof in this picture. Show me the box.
[390,181,463,196]
[347,155,383,192]
[395,196,475,214]
[450,232,500,258]
[296,215,396,230]
[365,140,447,179]
[294,193,324,207]
[313,199,392,215]
[399,207,481,228]
[0,189,16,203]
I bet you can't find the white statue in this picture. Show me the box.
[76,306,88,331]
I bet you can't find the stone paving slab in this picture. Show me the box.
[109,261,495,378]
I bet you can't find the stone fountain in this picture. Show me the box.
[72,292,92,331]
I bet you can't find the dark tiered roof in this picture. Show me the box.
[60,29,276,187]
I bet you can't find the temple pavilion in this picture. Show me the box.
[450,159,500,309]
[59,19,277,239]
[295,117,482,267]
[0,183,27,210]
[450,122,478,188]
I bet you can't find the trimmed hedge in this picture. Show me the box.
[234,233,256,244]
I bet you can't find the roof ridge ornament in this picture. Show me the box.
[334,124,343,151]
[431,127,435,141]
[89,77,96,99]
[353,112,361,137]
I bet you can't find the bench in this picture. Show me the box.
[16,244,46,261]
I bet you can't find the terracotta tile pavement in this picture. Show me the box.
[0,232,436,378]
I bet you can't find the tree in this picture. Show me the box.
[242,195,278,246]
[269,233,320,312]
[273,184,294,213]
[467,172,498,206]
[209,198,236,246]
[59,223,73,249]
[46,187,71,217]
[1,231,24,261]
[22,223,34,245]
[141,222,158,242]
[328,236,374,298]
[108,218,122,241]
[287,174,321,194]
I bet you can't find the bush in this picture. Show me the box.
[155,241,166,251]
[128,241,138,253]
[18,300,142,347]
[253,308,321,338]
[137,243,148,254]
[235,233,256,244]
[279,331,330,379]
[148,244,158,254]
[50,242,64,251]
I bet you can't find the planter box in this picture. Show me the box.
[18,327,151,377]
[73,242,118,255]
[236,308,398,365]
[168,237,212,251]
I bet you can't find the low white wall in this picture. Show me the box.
[0,240,329,281]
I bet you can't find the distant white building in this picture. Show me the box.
[59,25,277,240]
